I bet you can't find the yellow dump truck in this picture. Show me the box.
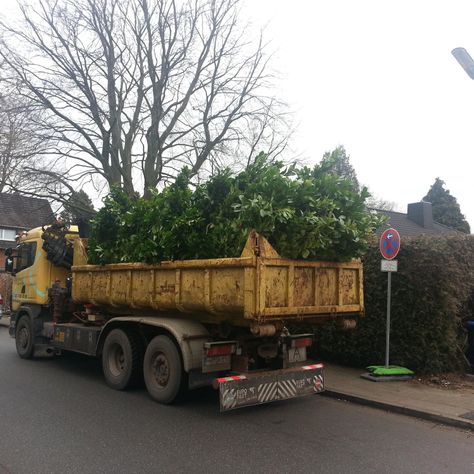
[7,224,364,411]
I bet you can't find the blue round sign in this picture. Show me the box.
[380,228,401,260]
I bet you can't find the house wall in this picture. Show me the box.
[0,272,12,311]
[0,250,12,311]
[0,248,6,268]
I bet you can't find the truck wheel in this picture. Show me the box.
[102,329,142,390]
[15,315,34,359]
[143,335,184,404]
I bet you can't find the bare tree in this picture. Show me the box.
[0,92,46,193]
[366,193,399,212]
[0,84,85,212]
[0,0,289,198]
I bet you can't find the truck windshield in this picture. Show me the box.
[16,242,37,273]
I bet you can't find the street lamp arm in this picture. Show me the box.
[452,47,474,80]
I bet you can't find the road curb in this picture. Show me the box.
[322,389,474,432]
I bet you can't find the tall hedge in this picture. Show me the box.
[315,234,474,373]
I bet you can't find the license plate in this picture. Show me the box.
[202,354,231,373]
[288,347,306,363]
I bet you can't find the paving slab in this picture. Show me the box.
[323,362,474,431]
[0,316,9,328]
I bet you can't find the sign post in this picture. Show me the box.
[362,228,414,381]
[379,228,400,368]
[385,268,392,367]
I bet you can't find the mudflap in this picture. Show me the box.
[217,363,324,412]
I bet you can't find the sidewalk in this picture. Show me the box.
[323,363,474,431]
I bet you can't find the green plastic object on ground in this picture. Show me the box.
[366,365,415,376]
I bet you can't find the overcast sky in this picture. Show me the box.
[246,0,474,228]
[1,1,473,229]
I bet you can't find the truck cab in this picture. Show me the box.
[7,225,78,353]
[9,228,73,308]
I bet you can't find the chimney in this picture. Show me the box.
[407,202,433,228]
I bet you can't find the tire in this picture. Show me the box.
[15,315,35,359]
[143,335,185,404]
[102,329,143,390]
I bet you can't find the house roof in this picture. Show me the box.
[0,193,55,231]
[0,240,15,249]
[374,208,461,237]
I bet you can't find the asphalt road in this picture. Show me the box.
[0,327,472,474]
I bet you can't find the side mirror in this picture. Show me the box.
[5,257,15,275]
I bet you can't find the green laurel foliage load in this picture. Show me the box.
[88,153,384,264]
[314,235,474,374]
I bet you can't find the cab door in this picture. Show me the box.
[12,241,40,311]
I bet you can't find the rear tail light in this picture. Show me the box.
[204,342,237,357]
[0,298,4,305]
[290,336,313,349]
[203,341,237,373]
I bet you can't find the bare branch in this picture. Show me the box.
[0,0,291,200]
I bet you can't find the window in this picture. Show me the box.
[0,228,17,241]
[16,242,37,273]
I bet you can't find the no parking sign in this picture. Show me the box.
[380,228,400,261]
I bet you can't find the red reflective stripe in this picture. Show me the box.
[216,375,247,384]
[302,363,324,370]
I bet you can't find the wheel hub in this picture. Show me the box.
[152,353,170,387]
[18,327,29,349]
[108,343,126,376]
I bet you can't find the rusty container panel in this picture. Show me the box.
[91,272,110,302]
[316,268,338,306]
[131,270,152,308]
[264,266,288,308]
[72,271,91,301]
[153,270,177,309]
[71,233,364,324]
[256,260,363,320]
[72,259,253,323]
[209,268,245,313]
[294,267,315,307]
[178,269,206,311]
[110,271,129,306]
[340,269,360,305]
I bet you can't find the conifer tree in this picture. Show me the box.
[320,146,359,190]
[423,178,470,233]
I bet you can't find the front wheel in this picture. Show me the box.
[15,315,34,359]
[143,335,185,404]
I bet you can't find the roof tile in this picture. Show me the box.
[375,209,461,236]
[0,193,55,230]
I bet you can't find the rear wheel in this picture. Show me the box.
[143,335,184,404]
[102,329,143,390]
[15,315,34,359]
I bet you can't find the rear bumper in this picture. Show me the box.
[216,363,324,411]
